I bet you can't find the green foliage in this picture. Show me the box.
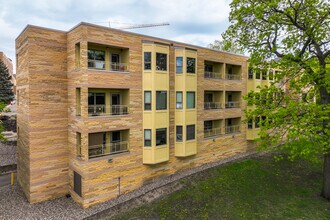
[208,38,244,55]
[113,156,329,219]
[0,60,14,104]
[224,0,330,162]
[0,102,6,141]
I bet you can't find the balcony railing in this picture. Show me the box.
[204,128,222,138]
[88,141,129,158]
[225,101,241,108]
[204,71,222,79]
[88,105,129,116]
[110,62,128,72]
[204,102,223,110]
[225,125,240,134]
[226,74,241,80]
[88,60,106,70]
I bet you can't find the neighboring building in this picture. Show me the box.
[16,23,252,208]
[0,51,16,94]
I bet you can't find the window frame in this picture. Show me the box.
[176,91,183,109]
[186,125,196,141]
[186,91,196,109]
[187,57,196,74]
[156,91,167,110]
[144,52,152,70]
[144,129,152,147]
[176,57,183,73]
[156,128,167,146]
[144,91,152,110]
[156,53,167,71]
[248,68,254,79]
[176,126,183,142]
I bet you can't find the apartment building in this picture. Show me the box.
[16,22,252,208]
[0,51,16,94]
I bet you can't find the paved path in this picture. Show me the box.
[0,142,16,166]
[0,173,11,187]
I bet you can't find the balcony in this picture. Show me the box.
[204,91,224,110]
[204,119,222,138]
[204,61,224,79]
[88,43,129,72]
[225,118,241,134]
[226,64,242,80]
[225,91,241,109]
[88,130,129,159]
[88,89,129,117]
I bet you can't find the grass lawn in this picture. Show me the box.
[112,154,330,219]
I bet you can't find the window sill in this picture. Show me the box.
[88,114,130,119]
[88,68,130,74]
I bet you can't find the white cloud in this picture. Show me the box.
[172,33,220,47]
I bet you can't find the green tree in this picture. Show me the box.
[223,0,330,198]
[208,38,244,54]
[0,60,14,104]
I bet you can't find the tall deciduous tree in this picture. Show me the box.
[223,0,330,198]
[0,60,14,104]
[208,38,244,55]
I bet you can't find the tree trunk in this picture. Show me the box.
[322,154,330,199]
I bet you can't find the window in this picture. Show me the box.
[75,43,80,68]
[74,171,82,197]
[156,91,167,110]
[187,92,195,109]
[187,57,196,73]
[204,121,213,131]
[88,49,105,69]
[248,119,253,129]
[144,52,151,70]
[248,68,253,79]
[186,125,195,140]
[76,88,81,116]
[269,70,274,80]
[144,129,151,147]
[156,128,167,146]
[88,93,105,115]
[176,57,183,73]
[205,64,213,73]
[262,70,267,80]
[156,53,167,71]
[256,70,260,79]
[176,92,183,109]
[176,126,183,142]
[144,91,151,110]
[76,132,81,157]
[255,117,260,128]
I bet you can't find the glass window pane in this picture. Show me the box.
[88,92,94,105]
[176,92,182,109]
[156,91,167,110]
[156,53,167,71]
[204,121,213,130]
[144,129,151,147]
[156,128,167,146]
[144,91,151,110]
[144,52,151,70]
[88,50,94,60]
[95,93,105,105]
[176,57,183,73]
[186,125,195,140]
[176,126,182,142]
[205,64,213,72]
[187,92,195,109]
[187,57,196,73]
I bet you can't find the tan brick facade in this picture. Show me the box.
[16,23,253,208]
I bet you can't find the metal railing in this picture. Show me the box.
[225,125,240,134]
[88,105,129,116]
[226,74,241,80]
[110,62,128,72]
[88,60,106,70]
[204,102,223,110]
[88,141,129,158]
[204,71,222,79]
[204,128,222,138]
[225,101,241,108]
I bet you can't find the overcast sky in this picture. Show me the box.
[0,0,232,73]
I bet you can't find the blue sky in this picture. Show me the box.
[0,0,232,72]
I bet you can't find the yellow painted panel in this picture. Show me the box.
[186,110,197,124]
[154,111,169,128]
[175,141,197,157]
[175,75,184,91]
[154,73,169,90]
[175,111,184,125]
[154,146,169,163]
[185,75,197,91]
[185,141,197,156]
[143,72,152,90]
[143,112,153,128]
